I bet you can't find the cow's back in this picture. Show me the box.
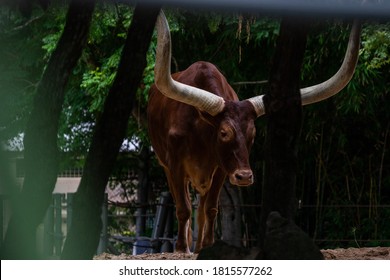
[147,61,238,168]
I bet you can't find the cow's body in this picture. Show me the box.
[147,61,257,252]
[147,12,360,253]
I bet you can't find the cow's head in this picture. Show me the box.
[210,99,258,186]
[154,11,361,186]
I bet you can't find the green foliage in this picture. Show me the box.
[78,5,131,115]
[135,39,156,109]
[361,23,390,69]
[296,21,390,247]
[2,4,390,249]
[41,8,65,58]
[60,4,159,153]
[0,5,51,144]
[80,48,122,113]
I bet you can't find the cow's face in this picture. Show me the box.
[214,100,257,186]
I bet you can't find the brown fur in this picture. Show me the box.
[147,61,258,253]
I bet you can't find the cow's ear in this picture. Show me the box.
[241,100,260,120]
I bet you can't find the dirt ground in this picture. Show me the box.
[95,247,390,260]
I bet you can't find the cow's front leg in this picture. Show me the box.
[175,212,191,253]
[174,184,192,253]
[202,169,226,249]
[165,170,192,253]
[194,196,206,253]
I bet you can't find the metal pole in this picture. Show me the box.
[151,192,172,253]
[161,193,174,252]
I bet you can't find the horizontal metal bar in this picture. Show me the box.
[119,0,390,19]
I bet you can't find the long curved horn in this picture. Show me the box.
[154,11,225,116]
[247,20,361,117]
[301,20,361,105]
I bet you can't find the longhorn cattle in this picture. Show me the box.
[147,11,361,253]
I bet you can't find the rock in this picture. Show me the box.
[260,211,324,260]
[196,240,258,260]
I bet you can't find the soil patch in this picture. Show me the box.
[95,247,390,260]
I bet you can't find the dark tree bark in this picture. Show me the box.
[259,18,308,246]
[61,4,160,260]
[220,183,242,247]
[135,144,151,238]
[1,0,95,259]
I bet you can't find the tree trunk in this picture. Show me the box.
[260,18,308,246]
[61,4,160,260]
[1,0,95,259]
[136,144,151,238]
[220,183,242,248]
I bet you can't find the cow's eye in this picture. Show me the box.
[220,127,233,142]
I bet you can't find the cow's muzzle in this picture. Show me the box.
[229,169,254,186]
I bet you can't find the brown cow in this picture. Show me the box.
[147,11,361,253]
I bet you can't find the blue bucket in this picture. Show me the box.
[133,239,152,255]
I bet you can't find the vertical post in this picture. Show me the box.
[161,193,174,252]
[97,193,108,255]
[43,197,54,257]
[66,193,73,232]
[135,145,150,238]
[0,195,3,249]
[260,17,308,246]
[53,194,63,257]
[220,183,242,247]
[151,192,171,253]
[63,193,73,256]
[258,18,323,260]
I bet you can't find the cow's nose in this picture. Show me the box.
[230,169,253,186]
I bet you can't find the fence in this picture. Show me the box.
[27,192,175,258]
[1,192,389,258]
